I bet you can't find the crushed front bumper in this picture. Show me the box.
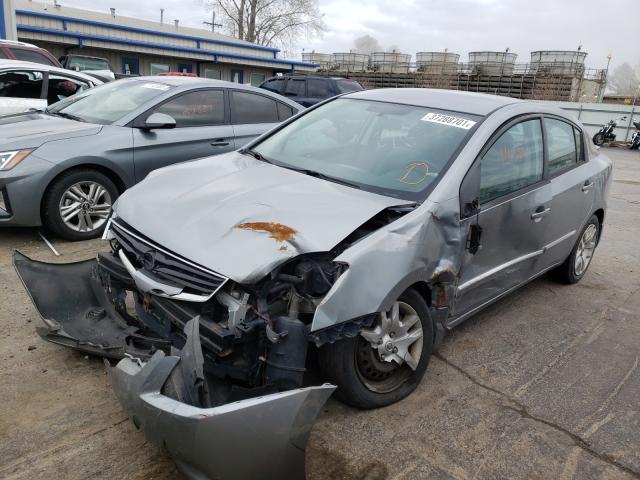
[14,250,336,480]
[108,352,334,480]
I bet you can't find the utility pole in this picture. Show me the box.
[203,11,222,32]
[600,53,612,103]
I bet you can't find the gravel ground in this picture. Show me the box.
[1,148,638,480]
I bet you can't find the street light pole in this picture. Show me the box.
[600,53,612,103]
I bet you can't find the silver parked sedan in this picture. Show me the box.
[15,89,611,480]
[0,76,302,239]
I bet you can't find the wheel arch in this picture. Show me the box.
[593,208,605,242]
[40,163,126,216]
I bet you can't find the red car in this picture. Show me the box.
[0,40,60,67]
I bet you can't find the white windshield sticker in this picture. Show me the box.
[421,112,476,129]
[141,83,170,91]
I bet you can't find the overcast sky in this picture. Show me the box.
[59,0,635,70]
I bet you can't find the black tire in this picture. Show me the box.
[319,288,434,409]
[592,132,605,146]
[632,141,640,150]
[551,214,600,284]
[42,168,119,241]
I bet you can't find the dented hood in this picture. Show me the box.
[114,151,405,283]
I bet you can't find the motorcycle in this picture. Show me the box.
[592,116,627,146]
[630,121,640,150]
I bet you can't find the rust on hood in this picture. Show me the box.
[235,222,297,243]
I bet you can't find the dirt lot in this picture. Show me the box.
[1,148,639,480]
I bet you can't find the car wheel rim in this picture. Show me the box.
[59,181,112,233]
[356,301,423,393]
[574,224,597,277]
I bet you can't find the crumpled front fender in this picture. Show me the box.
[106,351,335,480]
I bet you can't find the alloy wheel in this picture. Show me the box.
[58,181,112,233]
[574,224,597,276]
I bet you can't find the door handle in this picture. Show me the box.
[211,139,230,147]
[582,181,594,192]
[531,207,551,220]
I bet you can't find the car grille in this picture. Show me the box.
[110,220,227,296]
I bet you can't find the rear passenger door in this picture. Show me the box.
[454,117,552,319]
[230,90,292,147]
[537,117,595,270]
[132,88,233,180]
[0,69,46,114]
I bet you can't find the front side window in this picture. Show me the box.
[253,98,480,200]
[545,118,578,175]
[48,80,175,124]
[0,70,43,99]
[231,91,279,124]
[47,74,91,104]
[262,78,285,93]
[307,78,331,97]
[284,79,305,97]
[480,119,544,204]
[154,90,224,127]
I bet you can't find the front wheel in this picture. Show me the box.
[592,132,605,146]
[42,169,118,241]
[319,288,433,409]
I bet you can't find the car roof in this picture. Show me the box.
[120,75,303,109]
[0,39,39,48]
[0,59,104,83]
[342,88,521,116]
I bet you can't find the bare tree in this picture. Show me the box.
[608,62,640,96]
[209,0,325,48]
[353,35,382,55]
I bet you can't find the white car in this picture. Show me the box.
[0,60,102,115]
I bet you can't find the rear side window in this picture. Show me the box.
[0,70,43,99]
[154,90,225,127]
[335,79,363,93]
[480,119,544,204]
[284,79,305,97]
[47,74,92,104]
[231,91,278,124]
[307,78,331,97]
[11,48,56,66]
[277,102,294,121]
[545,118,577,175]
[261,78,285,93]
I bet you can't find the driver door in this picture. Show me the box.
[453,117,552,319]
[132,88,234,181]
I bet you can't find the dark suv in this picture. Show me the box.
[259,75,363,107]
[0,40,60,67]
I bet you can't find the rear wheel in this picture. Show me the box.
[319,288,433,409]
[42,169,118,241]
[592,132,605,146]
[551,215,600,284]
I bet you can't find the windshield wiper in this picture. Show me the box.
[46,110,85,122]
[280,165,362,190]
[241,148,275,165]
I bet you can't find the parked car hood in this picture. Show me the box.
[0,112,102,150]
[114,152,407,284]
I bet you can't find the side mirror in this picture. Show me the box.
[142,112,176,130]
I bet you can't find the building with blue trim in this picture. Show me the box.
[6,0,317,84]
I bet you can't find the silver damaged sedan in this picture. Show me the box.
[15,88,612,480]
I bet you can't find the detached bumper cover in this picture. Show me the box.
[107,352,335,480]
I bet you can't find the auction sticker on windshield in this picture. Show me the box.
[141,83,170,91]
[421,112,476,130]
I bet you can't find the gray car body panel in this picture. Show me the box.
[107,351,335,480]
[0,76,302,227]
[113,151,407,284]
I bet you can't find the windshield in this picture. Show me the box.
[47,80,174,124]
[252,98,480,200]
[68,57,111,71]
